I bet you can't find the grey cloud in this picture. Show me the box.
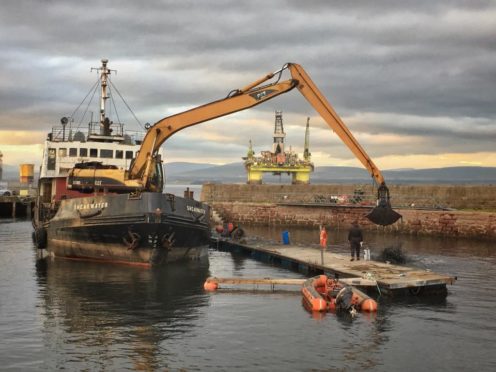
[0,0,495,163]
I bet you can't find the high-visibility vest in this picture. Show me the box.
[320,229,328,248]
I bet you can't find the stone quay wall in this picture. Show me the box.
[201,184,496,240]
[201,183,496,210]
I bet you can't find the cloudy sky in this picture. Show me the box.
[0,0,495,170]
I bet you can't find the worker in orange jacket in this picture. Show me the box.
[319,225,328,249]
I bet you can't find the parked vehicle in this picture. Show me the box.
[0,189,13,196]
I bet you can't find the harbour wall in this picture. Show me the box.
[201,184,496,240]
[201,183,496,210]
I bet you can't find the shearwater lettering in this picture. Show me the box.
[75,202,108,210]
[187,205,206,214]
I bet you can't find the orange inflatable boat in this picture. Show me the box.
[301,275,378,313]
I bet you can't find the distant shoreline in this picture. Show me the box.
[2,162,496,185]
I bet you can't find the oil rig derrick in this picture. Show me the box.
[243,111,314,184]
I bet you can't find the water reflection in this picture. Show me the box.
[35,256,210,370]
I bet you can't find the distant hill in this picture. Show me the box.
[384,167,496,184]
[164,162,216,175]
[3,161,495,185]
[165,162,247,184]
[312,166,370,182]
[164,162,496,185]
[0,164,22,181]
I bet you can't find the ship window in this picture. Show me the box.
[125,151,134,159]
[100,149,113,158]
[59,148,67,157]
[47,148,56,170]
[79,148,88,157]
[90,148,98,157]
[69,148,77,157]
[115,150,123,159]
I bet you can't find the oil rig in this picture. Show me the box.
[243,111,314,184]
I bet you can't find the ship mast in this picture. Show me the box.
[91,59,115,136]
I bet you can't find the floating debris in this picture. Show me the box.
[378,244,407,264]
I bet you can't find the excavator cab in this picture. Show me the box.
[146,156,164,193]
[365,183,402,226]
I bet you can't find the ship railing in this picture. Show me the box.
[48,123,145,145]
[49,126,72,142]
[123,130,145,144]
[87,121,124,137]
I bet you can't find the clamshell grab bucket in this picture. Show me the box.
[366,183,402,226]
[366,205,402,226]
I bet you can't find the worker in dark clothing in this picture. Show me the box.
[348,221,363,261]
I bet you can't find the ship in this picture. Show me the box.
[32,59,211,266]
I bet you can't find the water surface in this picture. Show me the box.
[0,220,495,371]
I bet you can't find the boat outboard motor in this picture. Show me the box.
[335,286,354,313]
[366,182,402,226]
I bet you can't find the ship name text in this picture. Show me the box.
[187,205,205,214]
[75,202,109,210]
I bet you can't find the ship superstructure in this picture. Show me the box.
[38,120,143,202]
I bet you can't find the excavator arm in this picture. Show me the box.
[69,63,400,226]
[128,63,400,225]
[287,64,385,184]
[286,63,401,225]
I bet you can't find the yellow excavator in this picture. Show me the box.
[67,63,401,226]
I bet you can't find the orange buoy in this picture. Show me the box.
[203,279,219,291]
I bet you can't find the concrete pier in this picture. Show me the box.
[214,237,456,296]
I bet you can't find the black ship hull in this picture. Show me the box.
[34,192,211,267]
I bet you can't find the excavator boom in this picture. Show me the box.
[71,63,401,226]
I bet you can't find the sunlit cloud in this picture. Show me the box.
[373,152,496,169]
[0,144,44,166]
[0,131,46,146]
